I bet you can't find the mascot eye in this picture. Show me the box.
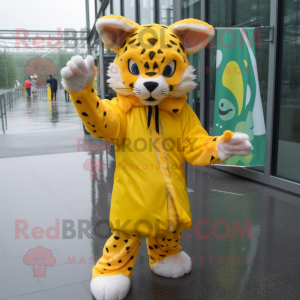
[128,59,139,75]
[163,61,176,77]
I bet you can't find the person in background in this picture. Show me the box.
[24,77,31,100]
[47,75,58,101]
[32,78,37,100]
[64,90,70,102]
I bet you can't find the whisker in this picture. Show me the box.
[168,83,181,87]
[126,92,140,97]
[115,87,139,91]
[162,88,183,93]
[161,92,178,99]
[162,85,182,91]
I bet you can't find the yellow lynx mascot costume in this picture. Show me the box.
[61,15,252,300]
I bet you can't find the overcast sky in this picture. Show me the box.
[0,0,87,31]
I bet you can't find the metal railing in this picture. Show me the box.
[0,86,62,133]
[36,86,49,99]
[0,88,24,134]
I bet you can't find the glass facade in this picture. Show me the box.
[105,1,111,16]
[274,0,300,183]
[88,0,300,194]
[123,0,137,22]
[182,0,200,19]
[206,0,270,174]
[158,0,173,25]
[139,0,154,25]
[182,0,201,118]
[207,0,270,132]
[103,2,116,98]
[89,0,96,30]
[113,0,121,15]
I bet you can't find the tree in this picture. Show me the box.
[0,51,18,89]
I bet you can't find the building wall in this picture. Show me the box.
[86,0,300,195]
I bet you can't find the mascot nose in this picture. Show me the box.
[144,82,158,93]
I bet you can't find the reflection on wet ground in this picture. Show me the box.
[1,150,300,299]
[0,90,300,299]
[0,90,106,159]
[1,89,81,135]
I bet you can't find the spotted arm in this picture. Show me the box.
[181,104,251,166]
[61,55,126,143]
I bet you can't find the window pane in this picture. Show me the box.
[182,0,200,19]
[113,0,121,15]
[89,0,96,30]
[182,0,201,119]
[275,0,300,183]
[123,0,136,22]
[158,0,173,25]
[139,0,154,25]
[103,1,114,98]
[103,45,116,99]
[105,2,111,16]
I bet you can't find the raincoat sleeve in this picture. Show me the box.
[67,83,127,144]
[181,104,233,166]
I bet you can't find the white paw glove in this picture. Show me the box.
[61,55,96,92]
[217,132,252,161]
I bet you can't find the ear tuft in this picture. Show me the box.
[96,15,139,52]
[170,19,215,54]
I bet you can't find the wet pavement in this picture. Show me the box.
[0,89,81,135]
[0,92,300,299]
[0,89,104,159]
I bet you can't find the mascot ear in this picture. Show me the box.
[96,15,139,52]
[170,19,215,55]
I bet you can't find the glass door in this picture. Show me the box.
[182,0,202,119]
[180,0,299,193]
[206,0,271,174]
[273,0,300,184]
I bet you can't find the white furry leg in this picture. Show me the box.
[90,274,130,300]
[152,251,192,278]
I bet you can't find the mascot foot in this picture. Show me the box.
[152,251,192,278]
[90,274,130,300]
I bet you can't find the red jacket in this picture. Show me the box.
[24,80,31,88]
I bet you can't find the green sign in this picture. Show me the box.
[213,29,266,167]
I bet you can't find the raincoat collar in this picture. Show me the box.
[117,93,188,115]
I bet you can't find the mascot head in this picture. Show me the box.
[96,15,214,106]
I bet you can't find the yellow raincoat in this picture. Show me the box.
[65,16,234,237]
[68,85,233,237]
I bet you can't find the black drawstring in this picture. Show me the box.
[147,105,159,134]
[147,106,152,129]
[155,105,159,134]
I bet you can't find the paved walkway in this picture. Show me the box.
[1,89,81,135]
[0,150,300,299]
[0,89,104,159]
[0,88,300,299]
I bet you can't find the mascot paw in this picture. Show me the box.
[152,251,191,278]
[61,55,96,92]
[217,132,252,161]
[90,274,130,300]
